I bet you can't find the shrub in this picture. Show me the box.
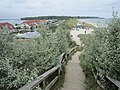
[79,14,120,89]
[0,22,70,90]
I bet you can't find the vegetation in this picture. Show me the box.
[83,70,102,90]
[83,22,96,28]
[79,13,120,89]
[64,18,78,29]
[21,16,101,20]
[51,66,66,90]
[0,20,74,90]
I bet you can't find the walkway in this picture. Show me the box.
[60,30,86,90]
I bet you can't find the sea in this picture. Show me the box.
[79,18,110,25]
[0,18,110,38]
[0,18,110,25]
[0,19,25,25]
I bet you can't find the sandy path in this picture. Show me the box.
[60,30,86,90]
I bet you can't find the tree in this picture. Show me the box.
[80,13,120,89]
[0,20,72,90]
[107,13,120,80]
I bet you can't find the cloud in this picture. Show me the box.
[14,0,27,3]
[0,0,119,18]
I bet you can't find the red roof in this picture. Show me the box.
[0,22,14,30]
[22,20,44,25]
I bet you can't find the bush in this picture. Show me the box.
[79,14,120,89]
[0,23,70,90]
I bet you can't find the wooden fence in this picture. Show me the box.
[92,68,120,90]
[18,46,78,90]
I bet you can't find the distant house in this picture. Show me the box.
[0,22,14,31]
[16,32,40,39]
[21,20,44,29]
[14,24,23,29]
[20,23,31,29]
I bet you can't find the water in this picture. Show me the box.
[0,18,110,25]
[79,18,110,25]
[0,19,25,25]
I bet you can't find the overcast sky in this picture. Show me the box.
[0,0,119,19]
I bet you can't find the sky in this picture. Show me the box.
[0,0,119,19]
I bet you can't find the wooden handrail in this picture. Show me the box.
[18,46,78,90]
[59,53,66,65]
[92,68,120,90]
[106,76,120,89]
[68,46,78,56]
[18,65,60,90]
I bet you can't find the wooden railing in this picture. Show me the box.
[67,46,78,57]
[106,76,120,90]
[92,68,120,90]
[18,46,78,90]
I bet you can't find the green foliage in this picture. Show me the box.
[21,16,101,20]
[0,21,70,90]
[80,14,120,85]
[21,16,75,20]
[83,22,96,28]
[107,15,120,80]
[84,70,102,90]
[51,66,66,90]
[64,19,78,29]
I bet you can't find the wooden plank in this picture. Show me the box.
[43,80,46,90]
[68,46,77,55]
[45,76,59,90]
[59,53,65,64]
[91,69,97,81]
[18,65,60,90]
[41,65,60,79]
[68,47,75,54]
[106,76,120,88]
[19,76,44,90]
[97,80,105,89]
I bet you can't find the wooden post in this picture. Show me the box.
[43,80,46,90]
[59,67,61,77]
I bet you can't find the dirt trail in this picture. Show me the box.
[60,30,86,90]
